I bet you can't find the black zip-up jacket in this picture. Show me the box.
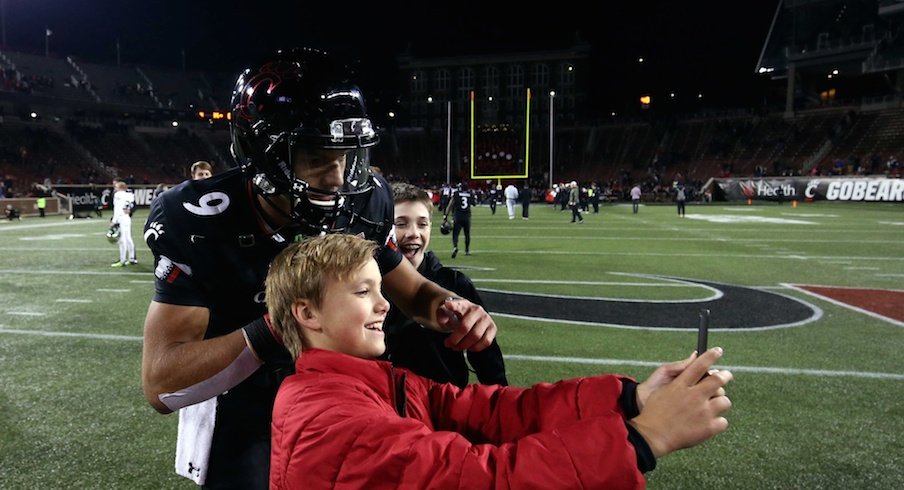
[383,251,508,388]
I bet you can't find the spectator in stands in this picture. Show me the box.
[887,155,901,175]
[387,182,506,386]
[266,233,733,490]
[190,160,214,180]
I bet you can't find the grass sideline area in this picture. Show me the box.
[1,199,902,488]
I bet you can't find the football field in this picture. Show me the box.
[1,199,902,488]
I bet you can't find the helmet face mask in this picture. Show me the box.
[230,48,379,235]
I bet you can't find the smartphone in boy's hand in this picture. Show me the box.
[697,309,710,356]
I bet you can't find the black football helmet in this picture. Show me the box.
[440,219,452,235]
[230,47,379,235]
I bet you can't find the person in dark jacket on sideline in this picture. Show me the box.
[520,182,531,219]
[265,233,734,490]
[387,182,507,387]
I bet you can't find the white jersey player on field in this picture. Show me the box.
[111,180,137,267]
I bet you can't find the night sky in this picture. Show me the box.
[6,0,780,114]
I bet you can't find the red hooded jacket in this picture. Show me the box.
[270,349,647,489]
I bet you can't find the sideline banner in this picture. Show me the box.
[713,177,904,202]
[52,184,170,215]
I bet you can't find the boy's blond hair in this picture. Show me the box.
[266,234,378,359]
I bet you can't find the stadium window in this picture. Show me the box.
[533,64,549,88]
[483,66,500,97]
[434,69,449,92]
[507,65,523,101]
[508,65,524,88]
[560,63,575,86]
[411,71,427,93]
[458,67,474,101]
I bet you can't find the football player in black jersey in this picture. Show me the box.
[140,48,497,490]
[443,181,476,258]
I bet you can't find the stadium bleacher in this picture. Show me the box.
[1,41,904,199]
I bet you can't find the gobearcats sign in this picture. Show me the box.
[715,177,904,202]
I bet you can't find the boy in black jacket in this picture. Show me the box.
[386,183,508,387]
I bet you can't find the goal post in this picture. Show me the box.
[468,88,531,180]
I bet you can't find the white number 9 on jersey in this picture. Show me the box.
[182,191,231,216]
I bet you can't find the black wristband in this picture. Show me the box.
[625,422,657,473]
[242,317,287,364]
[618,379,641,419]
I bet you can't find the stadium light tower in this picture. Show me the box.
[548,90,556,189]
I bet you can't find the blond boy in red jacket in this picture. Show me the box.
[266,234,732,490]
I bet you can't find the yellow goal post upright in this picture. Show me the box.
[468,88,532,187]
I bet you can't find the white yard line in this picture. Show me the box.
[473,279,692,287]
[0,247,135,251]
[0,269,149,276]
[471,236,902,244]
[468,250,904,261]
[505,354,904,380]
[0,220,102,232]
[0,327,142,341]
[1,326,899,380]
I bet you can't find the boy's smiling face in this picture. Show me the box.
[298,258,389,359]
[393,200,432,269]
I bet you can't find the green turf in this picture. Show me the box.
[0,200,902,488]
